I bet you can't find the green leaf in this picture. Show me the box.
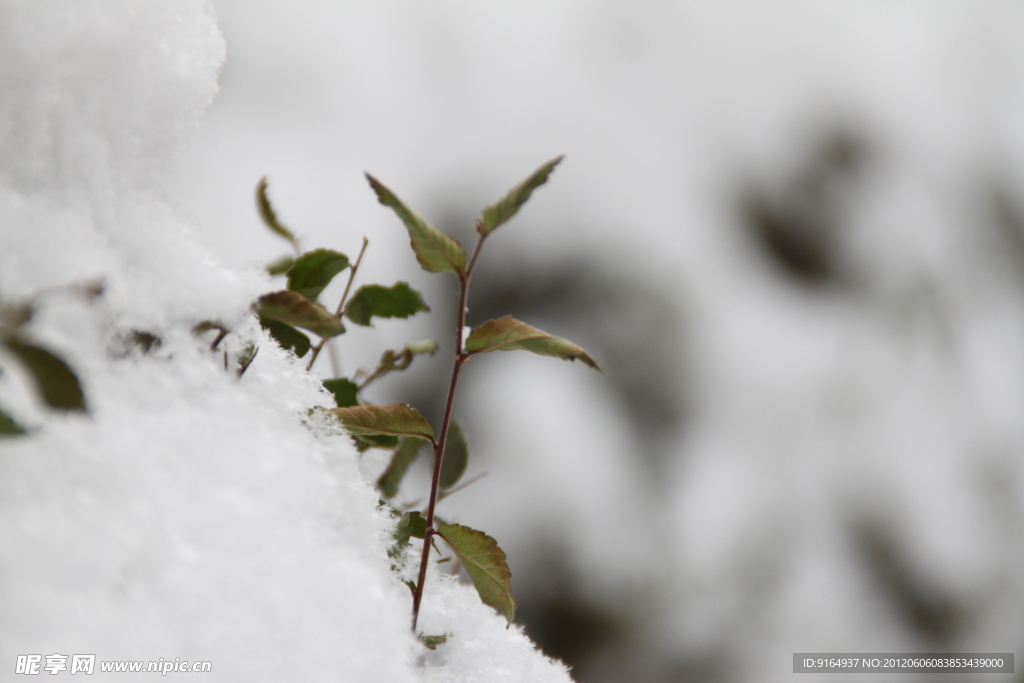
[377,437,425,498]
[257,291,345,339]
[323,378,359,408]
[329,403,435,443]
[420,634,449,650]
[437,524,515,624]
[236,343,258,377]
[0,406,26,435]
[465,316,604,372]
[393,511,426,547]
[365,174,467,276]
[479,155,564,235]
[344,282,430,327]
[355,433,399,451]
[439,421,468,491]
[256,176,298,245]
[266,255,295,276]
[1,337,87,412]
[390,510,427,560]
[286,248,349,301]
[259,315,311,358]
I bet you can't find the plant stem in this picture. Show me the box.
[306,237,368,373]
[411,233,487,631]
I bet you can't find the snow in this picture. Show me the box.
[8,1,1024,681]
[162,3,1024,681]
[0,2,571,681]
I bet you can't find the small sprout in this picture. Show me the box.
[257,156,590,632]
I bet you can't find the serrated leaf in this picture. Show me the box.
[439,421,468,491]
[390,510,427,560]
[286,248,349,301]
[366,174,467,276]
[259,315,311,358]
[344,282,430,327]
[479,155,564,235]
[377,437,425,498]
[0,406,26,435]
[329,403,435,443]
[394,510,428,546]
[1,337,87,412]
[257,291,345,339]
[323,377,359,408]
[437,524,515,624]
[256,176,297,245]
[266,254,295,276]
[465,316,604,372]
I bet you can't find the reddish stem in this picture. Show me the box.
[411,233,487,631]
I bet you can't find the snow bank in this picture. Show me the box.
[165,4,1024,681]
[0,2,571,681]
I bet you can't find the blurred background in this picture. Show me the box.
[168,2,1024,681]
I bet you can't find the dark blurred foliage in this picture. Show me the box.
[988,184,1024,286]
[741,129,869,289]
[510,548,625,683]
[848,519,970,645]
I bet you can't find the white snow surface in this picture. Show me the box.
[161,4,1024,681]
[0,2,571,681]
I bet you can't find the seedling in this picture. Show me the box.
[252,157,603,634]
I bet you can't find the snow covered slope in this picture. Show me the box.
[0,2,570,681]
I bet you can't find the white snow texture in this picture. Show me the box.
[0,2,570,681]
